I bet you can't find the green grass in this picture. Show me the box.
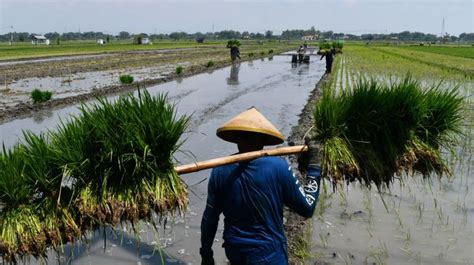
[119,74,134,84]
[206,60,215,67]
[176,66,184,75]
[31,89,52,104]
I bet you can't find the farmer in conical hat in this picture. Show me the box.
[200,107,321,265]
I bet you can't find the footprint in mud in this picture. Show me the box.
[340,210,366,219]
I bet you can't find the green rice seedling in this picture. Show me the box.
[1,91,189,261]
[268,49,274,54]
[176,66,183,75]
[63,91,189,230]
[319,41,331,50]
[313,75,464,187]
[0,146,48,262]
[119,74,134,84]
[31,89,53,104]
[260,51,265,56]
[332,41,344,50]
[248,52,254,58]
[226,40,241,48]
[21,132,81,247]
[206,61,215,68]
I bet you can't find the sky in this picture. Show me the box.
[0,0,472,36]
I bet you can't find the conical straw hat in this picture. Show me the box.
[216,107,285,145]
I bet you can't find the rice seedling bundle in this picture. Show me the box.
[313,76,464,187]
[119,74,134,84]
[0,91,189,261]
[55,91,189,229]
[31,89,53,104]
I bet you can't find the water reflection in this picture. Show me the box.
[32,109,54,123]
[226,63,240,86]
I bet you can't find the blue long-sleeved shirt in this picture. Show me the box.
[200,156,321,264]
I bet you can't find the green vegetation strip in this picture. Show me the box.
[370,46,474,77]
[0,41,224,61]
[0,91,188,262]
[398,46,474,59]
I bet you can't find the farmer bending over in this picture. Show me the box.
[200,107,321,265]
[320,48,336,73]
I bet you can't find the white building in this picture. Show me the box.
[97,39,105,45]
[141,37,151,45]
[31,35,50,45]
[301,35,319,41]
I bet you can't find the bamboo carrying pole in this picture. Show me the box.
[175,145,308,175]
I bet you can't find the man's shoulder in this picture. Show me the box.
[255,156,289,168]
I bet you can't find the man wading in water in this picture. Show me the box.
[200,107,321,264]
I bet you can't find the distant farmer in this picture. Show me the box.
[297,45,305,62]
[200,107,321,265]
[230,45,241,61]
[320,48,336,73]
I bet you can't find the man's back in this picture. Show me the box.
[201,156,319,264]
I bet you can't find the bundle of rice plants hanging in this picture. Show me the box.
[0,91,189,261]
[54,91,189,230]
[313,75,464,187]
[0,147,48,262]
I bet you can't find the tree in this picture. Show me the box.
[265,30,273,39]
[118,31,130,40]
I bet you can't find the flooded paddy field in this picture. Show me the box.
[0,55,325,264]
[305,45,474,265]
[0,43,295,120]
[0,44,472,265]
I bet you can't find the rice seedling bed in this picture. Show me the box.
[341,45,470,80]
[398,45,474,59]
[306,43,473,264]
[371,46,474,77]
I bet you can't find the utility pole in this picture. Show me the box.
[441,17,445,37]
[9,25,13,45]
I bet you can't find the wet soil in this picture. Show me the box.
[0,48,288,124]
[284,73,329,264]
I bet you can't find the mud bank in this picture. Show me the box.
[284,73,329,264]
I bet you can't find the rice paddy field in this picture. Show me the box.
[308,44,473,264]
[0,40,472,264]
[0,40,225,61]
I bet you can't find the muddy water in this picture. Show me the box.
[0,56,325,264]
[0,62,191,111]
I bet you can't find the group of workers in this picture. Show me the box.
[296,44,335,73]
[230,43,335,74]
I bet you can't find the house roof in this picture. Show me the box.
[32,35,47,40]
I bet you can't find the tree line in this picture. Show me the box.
[0,29,472,43]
